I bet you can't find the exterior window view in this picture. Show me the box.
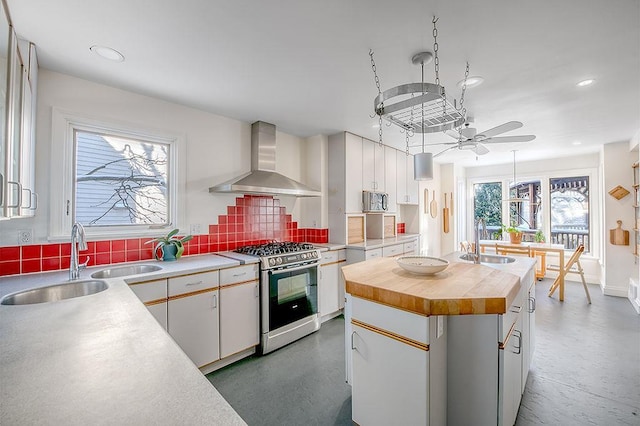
[550,176,590,251]
[74,130,169,227]
[1,2,638,426]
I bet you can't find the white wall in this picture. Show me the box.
[417,163,442,257]
[0,69,312,246]
[601,141,638,296]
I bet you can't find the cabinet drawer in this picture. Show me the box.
[169,271,219,297]
[220,264,258,286]
[403,241,417,254]
[337,249,346,261]
[129,279,167,303]
[321,250,338,264]
[382,244,403,257]
[501,290,524,342]
[365,248,382,260]
[351,296,429,344]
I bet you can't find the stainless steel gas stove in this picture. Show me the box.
[233,241,321,354]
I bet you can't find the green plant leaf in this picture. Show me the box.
[180,235,193,243]
[167,228,179,239]
[174,240,184,258]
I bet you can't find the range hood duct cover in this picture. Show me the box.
[209,121,321,197]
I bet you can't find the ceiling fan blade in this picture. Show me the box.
[445,129,461,140]
[433,146,456,158]
[484,135,536,144]
[472,143,490,155]
[408,142,458,148]
[477,121,523,138]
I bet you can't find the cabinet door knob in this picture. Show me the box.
[513,330,522,354]
[351,331,357,350]
[528,296,536,313]
[211,293,218,309]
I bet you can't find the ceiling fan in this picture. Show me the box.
[428,119,536,157]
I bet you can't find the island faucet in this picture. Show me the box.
[473,217,485,264]
[69,222,89,280]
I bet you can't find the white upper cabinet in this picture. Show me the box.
[397,151,419,205]
[384,146,397,212]
[1,17,38,219]
[362,138,385,192]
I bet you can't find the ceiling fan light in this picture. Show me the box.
[457,76,484,88]
[414,152,434,181]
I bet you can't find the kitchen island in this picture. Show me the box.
[342,253,537,426]
[0,256,247,425]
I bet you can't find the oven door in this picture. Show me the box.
[264,263,318,332]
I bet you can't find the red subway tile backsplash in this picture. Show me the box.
[0,195,330,277]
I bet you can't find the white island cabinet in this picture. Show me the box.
[343,255,536,426]
[349,296,446,426]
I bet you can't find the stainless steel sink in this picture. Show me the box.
[90,264,162,279]
[1,280,108,305]
[459,254,516,264]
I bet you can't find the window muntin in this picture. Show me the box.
[509,180,543,241]
[550,176,590,251]
[74,130,170,227]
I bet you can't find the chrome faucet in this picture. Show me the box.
[69,222,89,280]
[473,217,486,264]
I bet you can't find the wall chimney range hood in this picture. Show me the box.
[209,121,321,197]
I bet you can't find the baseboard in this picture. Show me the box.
[321,309,343,323]
[602,284,630,298]
[199,347,256,375]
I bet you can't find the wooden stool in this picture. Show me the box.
[533,251,547,280]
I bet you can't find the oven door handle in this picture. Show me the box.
[268,262,319,274]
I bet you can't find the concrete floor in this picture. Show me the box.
[207,279,640,425]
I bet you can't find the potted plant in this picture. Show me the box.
[534,230,546,243]
[145,228,193,261]
[501,223,523,244]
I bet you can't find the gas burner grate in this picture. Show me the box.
[235,241,315,256]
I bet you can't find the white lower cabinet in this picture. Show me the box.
[320,249,346,319]
[128,279,168,330]
[219,280,259,359]
[168,271,220,368]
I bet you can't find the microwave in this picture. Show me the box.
[363,191,388,212]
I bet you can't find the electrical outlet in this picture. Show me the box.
[190,224,202,235]
[18,229,33,244]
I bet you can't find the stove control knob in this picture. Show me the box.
[276,257,282,264]
[301,253,307,259]
[312,251,318,258]
[269,258,276,266]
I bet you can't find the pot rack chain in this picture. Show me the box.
[369,49,384,146]
[432,16,446,118]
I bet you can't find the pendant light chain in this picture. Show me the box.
[421,61,426,153]
[369,49,384,146]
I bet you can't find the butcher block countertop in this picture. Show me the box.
[342,256,522,316]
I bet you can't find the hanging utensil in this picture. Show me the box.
[450,192,454,216]
[443,193,450,233]
[424,189,429,214]
[430,190,437,218]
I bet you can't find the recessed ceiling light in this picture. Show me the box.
[572,141,582,146]
[90,45,125,62]
[576,79,595,87]
[457,76,484,88]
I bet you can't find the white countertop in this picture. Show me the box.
[0,254,247,425]
[345,233,420,250]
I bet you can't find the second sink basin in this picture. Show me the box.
[91,264,162,279]
[459,253,516,264]
[1,280,108,305]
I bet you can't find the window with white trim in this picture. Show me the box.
[49,109,183,239]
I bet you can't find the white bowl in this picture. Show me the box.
[396,256,449,275]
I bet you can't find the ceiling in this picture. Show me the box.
[6,0,640,167]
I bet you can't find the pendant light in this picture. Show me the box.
[504,150,525,203]
[413,51,434,180]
